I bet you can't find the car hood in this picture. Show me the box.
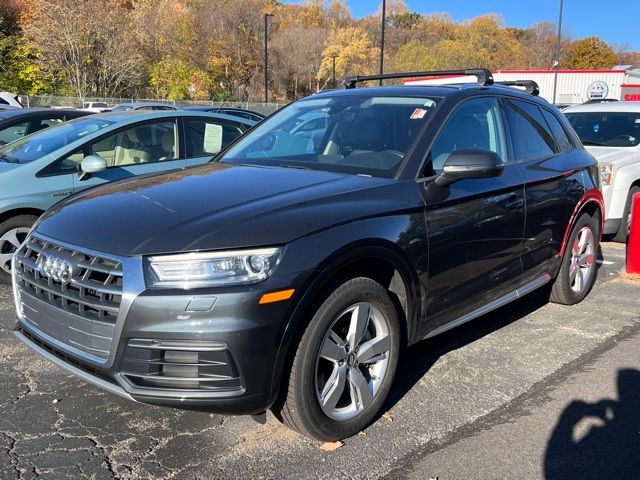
[584,146,639,165]
[0,160,21,173]
[36,162,414,256]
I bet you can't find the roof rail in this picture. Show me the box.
[342,69,494,89]
[494,80,540,96]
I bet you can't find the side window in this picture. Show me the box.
[184,118,243,157]
[0,121,29,145]
[91,121,177,167]
[542,109,573,152]
[504,99,556,160]
[29,116,64,135]
[428,97,508,175]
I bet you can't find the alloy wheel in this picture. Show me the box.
[569,226,595,293]
[0,227,29,274]
[315,301,391,421]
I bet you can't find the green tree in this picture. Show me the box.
[149,57,192,99]
[563,36,617,69]
[9,41,55,94]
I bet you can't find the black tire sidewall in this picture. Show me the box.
[615,186,640,243]
[0,215,37,285]
[293,277,400,441]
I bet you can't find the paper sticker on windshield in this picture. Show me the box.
[410,108,427,120]
[204,123,223,153]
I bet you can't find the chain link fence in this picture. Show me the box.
[21,95,282,116]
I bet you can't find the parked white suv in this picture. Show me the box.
[565,102,640,242]
[81,101,109,113]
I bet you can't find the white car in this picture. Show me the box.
[565,102,640,242]
[0,91,23,109]
[81,101,109,113]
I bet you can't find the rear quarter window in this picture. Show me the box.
[542,109,574,152]
[504,99,556,161]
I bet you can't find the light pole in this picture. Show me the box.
[552,0,564,105]
[332,55,338,89]
[379,0,386,86]
[264,13,274,104]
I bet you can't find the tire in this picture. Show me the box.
[613,186,640,243]
[549,213,599,305]
[0,215,37,285]
[273,277,401,441]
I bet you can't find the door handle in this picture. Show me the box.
[504,197,524,211]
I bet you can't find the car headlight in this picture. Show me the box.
[598,162,614,186]
[146,247,282,288]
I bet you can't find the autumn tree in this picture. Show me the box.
[390,39,437,72]
[20,0,143,100]
[616,45,640,67]
[272,24,326,98]
[318,27,379,89]
[562,36,617,69]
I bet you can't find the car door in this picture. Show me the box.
[69,118,186,192]
[502,99,586,285]
[420,96,527,337]
[182,117,246,166]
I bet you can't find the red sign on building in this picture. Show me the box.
[621,84,640,102]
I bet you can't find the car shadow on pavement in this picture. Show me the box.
[384,284,551,413]
[543,368,640,480]
[383,245,605,416]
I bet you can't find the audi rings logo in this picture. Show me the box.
[36,253,73,284]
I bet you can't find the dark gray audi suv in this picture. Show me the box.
[13,69,603,441]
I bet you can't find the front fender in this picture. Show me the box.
[266,212,428,407]
[610,162,640,218]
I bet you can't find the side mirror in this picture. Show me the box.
[436,148,504,187]
[79,154,107,180]
[80,154,107,172]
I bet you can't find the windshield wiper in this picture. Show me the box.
[0,154,18,163]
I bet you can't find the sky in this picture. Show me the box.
[288,0,640,51]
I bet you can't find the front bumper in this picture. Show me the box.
[13,234,307,415]
[604,217,622,235]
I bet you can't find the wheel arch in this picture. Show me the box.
[559,188,604,258]
[0,207,44,226]
[268,238,422,407]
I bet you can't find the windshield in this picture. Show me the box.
[566,112,640,147]
[0,117,115,164]
[111,105,133,111]
[221,94,440,178]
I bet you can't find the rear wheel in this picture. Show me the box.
[0,215,37,285]
[274,277,401,441]
[613,186,640,243]
[549,213,599,305]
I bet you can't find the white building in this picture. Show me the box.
[404,68,640,105]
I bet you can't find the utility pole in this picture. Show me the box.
[264,13,275,104]
[552,0,564,105]
[332,55,337,89]
[379,0,386,86]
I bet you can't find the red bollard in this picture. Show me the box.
[627,192,640,274]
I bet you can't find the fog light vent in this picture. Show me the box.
[121,339,242,391]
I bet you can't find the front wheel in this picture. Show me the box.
[549,213,599,305]
[274,277,401,441]
[0,215,37,285]
[613,186,640,243]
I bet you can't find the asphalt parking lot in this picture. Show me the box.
[0,242,638,479]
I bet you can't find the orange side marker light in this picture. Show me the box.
[259,289,295,304]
